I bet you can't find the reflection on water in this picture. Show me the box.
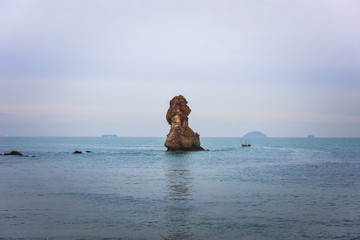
[163,152,193,240]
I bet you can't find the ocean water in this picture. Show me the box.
[0,137,360,240]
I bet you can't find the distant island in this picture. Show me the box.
[102,135,117,137]
[243,131,267,138]
[307,135,315,138]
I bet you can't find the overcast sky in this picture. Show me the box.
[1,0,360,137]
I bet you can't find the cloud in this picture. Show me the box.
[0,0,360,136]
[40,114,72,120]
[0,113,12,117]
[1,0,359,80]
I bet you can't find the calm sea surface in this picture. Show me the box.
[0,137,359,240]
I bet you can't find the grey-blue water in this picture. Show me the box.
[0,137,360,240]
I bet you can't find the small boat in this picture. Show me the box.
[242,140,251,147]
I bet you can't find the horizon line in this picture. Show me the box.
[1,136,359,138]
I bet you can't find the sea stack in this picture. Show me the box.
[165,95,204,151]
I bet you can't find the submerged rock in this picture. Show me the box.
[165,95,204,151]
[4,151,23,156]
[85,150,92,153]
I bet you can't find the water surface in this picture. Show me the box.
[0,137,359,239]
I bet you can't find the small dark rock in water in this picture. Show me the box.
[85,150,92,153]
[73,150,83,154]
[31,155,36,157]
[4,151,23,156]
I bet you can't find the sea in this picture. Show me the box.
[0,137,359,240]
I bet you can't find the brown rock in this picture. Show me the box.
[165,95,204,151]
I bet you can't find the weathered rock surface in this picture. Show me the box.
[165,95,204,151]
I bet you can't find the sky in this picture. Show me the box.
[1,0,360,137]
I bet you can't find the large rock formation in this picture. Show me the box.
[165,95,204,151]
